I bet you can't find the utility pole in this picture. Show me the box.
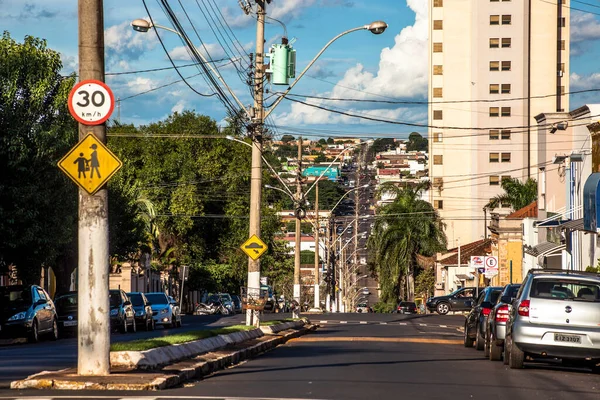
[293,136,303,318]
[313,182,320,309]
[246,0,266,327]
[77,0,110,375]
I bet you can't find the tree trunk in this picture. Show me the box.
[54,252,77,294]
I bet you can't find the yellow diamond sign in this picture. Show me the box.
[58,133,123,195]
[241,235,268,261]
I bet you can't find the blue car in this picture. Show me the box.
[0,285,58,342]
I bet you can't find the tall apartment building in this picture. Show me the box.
[428,0,569,245]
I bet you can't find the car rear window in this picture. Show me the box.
[531,279,600,301]
[128,293,144,307]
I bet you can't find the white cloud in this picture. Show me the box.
[126,77,157,93]
[105,20,156,58]
[570,72,600,90]
[168,43,227,61]
[571,12,600,43]
[275,0,428,126]
[268,0,318,20]
[171,100,187,114]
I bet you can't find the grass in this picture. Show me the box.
[110,325,254,352]
[260,318,301,326]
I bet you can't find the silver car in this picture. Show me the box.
[484,283,521,361]
[504,269,600,372]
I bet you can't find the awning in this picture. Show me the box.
[455,273,474,281]
[524,241,564,257]
[559,218,585,231]
[535,219,565,227]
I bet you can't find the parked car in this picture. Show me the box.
[426,287,480,315]
[54,291,78,336]
[396,301,418,314]
[168,296,182,323]
[231,295,243,313]
[146,292,181,328]
[504,269,600,372]
[0,285,58,343]
[127,292,154,331]
[109,289,136,333]
[356,303,370,313]
[484,283,521,361]
[464,286,503,350]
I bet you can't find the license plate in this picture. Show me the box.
[63,320,77,327]
[554,333,581,343]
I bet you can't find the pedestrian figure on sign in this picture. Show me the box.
[89,143,101,178]
[74,152,89,178]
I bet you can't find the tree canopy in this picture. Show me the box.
[485,177,537,211]
[406,132,428,152]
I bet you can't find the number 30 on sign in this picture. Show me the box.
[68,80,115,125]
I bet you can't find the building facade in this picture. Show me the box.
[428,0,570,245]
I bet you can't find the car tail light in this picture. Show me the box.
[482,307,492,316]
[517,300,530,317]
[495,304,509,322]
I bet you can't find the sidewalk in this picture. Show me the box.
[11,323,318,391]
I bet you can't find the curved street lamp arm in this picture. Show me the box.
[263,25,365,120]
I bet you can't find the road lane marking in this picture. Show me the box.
[289,336,462,345]
[340,321,348,324]
[319,320,328,323]
[419,323,427,326]
[380,322,387,325]
[360,321,367,324]
[399,322,407,325]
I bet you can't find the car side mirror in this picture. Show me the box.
[500,295,513,304]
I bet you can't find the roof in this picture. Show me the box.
[506,201,538,219]
[441,239,493,265]
[560,218,585,231]
[523,241,564,257]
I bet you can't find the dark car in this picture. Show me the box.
[484,283,521,361]
[109,289,136,333]
[426,287,480,315]
[127,292,154,331]
[0,285,58,343]
[397,301,418,314]
[231,295,243,313]
[54,291,78,336]
[464,286,503,350]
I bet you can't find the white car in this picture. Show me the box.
[145,292,182,328]
[356,303,370,313]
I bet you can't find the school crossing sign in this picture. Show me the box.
[58,133,122,195]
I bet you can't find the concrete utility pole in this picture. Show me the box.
[313,182,320,309]
[246,0,266,327]
[77,0,110,375]
[293,136,303,318]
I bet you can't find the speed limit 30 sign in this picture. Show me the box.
[68,79,115,125]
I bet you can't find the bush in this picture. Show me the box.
[372,301,395,313]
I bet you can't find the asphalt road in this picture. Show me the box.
[1,312,598,399]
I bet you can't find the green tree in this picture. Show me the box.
[370,138,395,154]
[281,134,295,143]
[367,182,446,304]
[406,132,428,152]
[414,267,435,298]
[485,177,537,211]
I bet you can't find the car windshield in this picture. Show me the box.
[0,287,31,307]
[109,292,122,308]
[55,294,77,308]
[145,293,168,305]
[127,293,144,307]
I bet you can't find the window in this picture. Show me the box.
[501,107,511,116]
[490,176,500,186]
[490,38,499,48]
[490,84,499,94]
[502,15,512,25]
[433,87,443,97]
[490,61,499,71]
[433,155,443,165]
[501,38,511,48]
[434,200,444,209]
[489,107,499,117]
[490,15,500,25]
[501,129,511,139]
[489,130,499,140]
[433,65,443,75]
[434,0,443,6]
[558,40,565,50]
[433,110,443,120]
[559,17,566,27]
[433,42,443,52]
[433,20,443,30]
[501,84,511,94]
[489,153,499,162]
[501,153,511,162]
[501,61,511,71]
[502,175,511,182]
[491,0,499,2]
[433,177,444,187]
[434,132,443,142]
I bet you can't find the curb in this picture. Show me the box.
[10,324,318,391]
[0,338,27,347]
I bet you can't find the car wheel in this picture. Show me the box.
[484,332,490,358]
[50,319,59,341]
[120,318,127,334]
[509,338,525,369]
[463,323,474,348]
[503,337,510,365]
[475,325,485,351]
[436,302,449,315]
[489,337,502,361]
[131,319,136,333]
[29,319,39,343]
[149,318,155,331]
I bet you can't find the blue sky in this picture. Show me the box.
[2,0,600,140]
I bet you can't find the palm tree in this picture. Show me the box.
[368,182,447,304]
[485,177,537,211]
